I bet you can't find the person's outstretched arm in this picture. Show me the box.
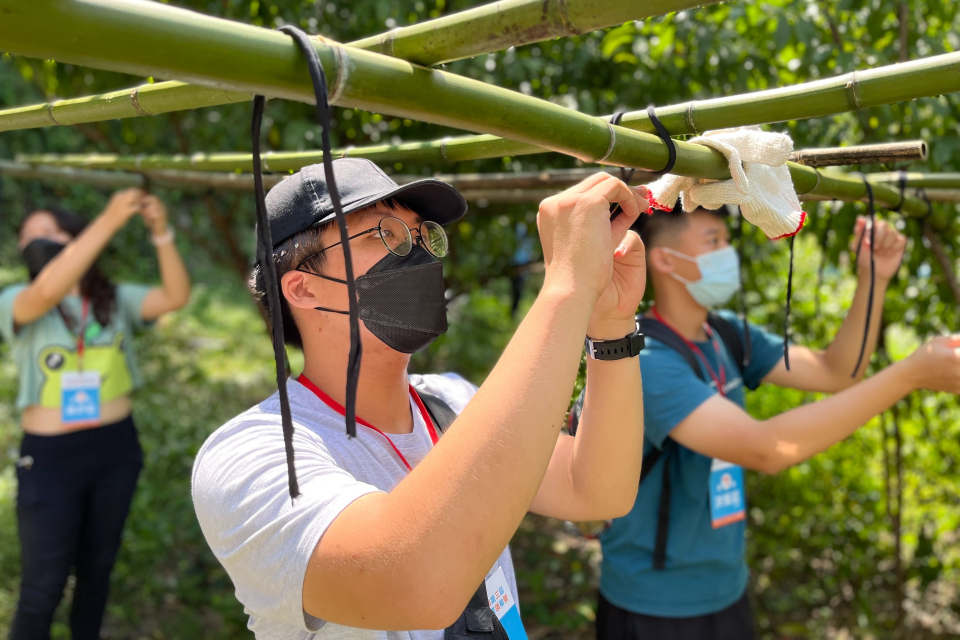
[530,186,648,522]
[13,189,143,327]
[302,174,647,629]
[138,195,191,320]
[671,334,960,475]
[765,217,907,392]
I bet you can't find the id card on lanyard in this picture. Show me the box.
[485,566,528,640]
[652,308,746,529]
[60,299,102,428]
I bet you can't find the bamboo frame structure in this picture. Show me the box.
[0,0,717,133]
[791,141,927,167]
[868,172,960,189]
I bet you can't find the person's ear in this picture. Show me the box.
[281,270,320,310]
[648,246,675,276]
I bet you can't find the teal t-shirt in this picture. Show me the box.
[0,284,153,410]
[598,310,784,617]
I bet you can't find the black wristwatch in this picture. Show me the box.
[584,322,645,360]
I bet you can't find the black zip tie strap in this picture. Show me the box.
[608,111,636,221]
[734,207,751,366]
[783,235,796,371]
[645,106,678,175]
[851,177,877,378]
[251,26,363,499]
[890,171,907,213]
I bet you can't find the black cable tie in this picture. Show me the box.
[645,106,677,175]
[851,177,877,378]
[783,235,795,371]
[607,111,637,220]
[889,170,906,213]
[735,207,752,366]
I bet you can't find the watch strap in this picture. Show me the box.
[585,326,645,360]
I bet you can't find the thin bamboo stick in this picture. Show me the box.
[0,0,716,133]
[791,141,927,167]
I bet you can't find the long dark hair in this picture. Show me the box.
[19,207,117,326]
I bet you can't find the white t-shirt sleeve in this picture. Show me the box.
[191,405,381,632]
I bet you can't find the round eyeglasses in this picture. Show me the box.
[296,216,448,271]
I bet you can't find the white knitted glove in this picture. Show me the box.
[646,173,696,211]
[685,126,805,238]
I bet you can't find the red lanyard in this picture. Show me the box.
[296,374,439,472]
[652,307,727,397]
[58,298,90,371]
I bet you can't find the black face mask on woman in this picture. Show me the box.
[308,245,449,354]
[21,238,66,280]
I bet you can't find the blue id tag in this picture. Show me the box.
[709,459,746,529]
[485,566,527,640]
[61,371,102,427]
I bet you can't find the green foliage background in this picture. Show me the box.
[1,0,959,638]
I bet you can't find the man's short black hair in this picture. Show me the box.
[632,200,728,249]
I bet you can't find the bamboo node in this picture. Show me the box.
[328,43,349,107]
[554,0,579,36]
[130,88,153,116]
[685,102,699,134]
[46,104,64,126]
[594,122,617,164]
[845,71,862,110]
[797,168,822,195]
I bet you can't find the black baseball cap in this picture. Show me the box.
[265,157,468,247]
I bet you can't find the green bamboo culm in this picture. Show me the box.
[868,172,960,189]
[0,0,720,133]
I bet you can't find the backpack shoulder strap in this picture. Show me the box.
[638,316,704,380]
[416,389,458,436]
[706,312,750,377]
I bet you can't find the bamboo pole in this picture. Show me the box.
[0,0,717,133]
[868,172,960,189]
[15,140,927,175]
[791,141,927,167]
[2,158,946,227]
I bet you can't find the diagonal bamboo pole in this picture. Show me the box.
[0,0,717,133]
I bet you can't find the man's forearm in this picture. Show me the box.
[823,274,890,381]
[566,349,643,519]
[762,359,915,473]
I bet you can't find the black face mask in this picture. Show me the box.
[21,239,66,280]
[311,245,449,353]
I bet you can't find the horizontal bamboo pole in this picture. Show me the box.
[791,141,927,167]
[15,139,927,174]
[868,172,960,189]
[3,157,945,228]
[0,0,716,133]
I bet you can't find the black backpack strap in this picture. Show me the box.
[706,312,750,378]
[416,389,458,436]
[652,441,676,570]
[638,317,704,379]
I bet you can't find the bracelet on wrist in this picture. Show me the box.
[151,227,175,246]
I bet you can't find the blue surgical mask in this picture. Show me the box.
[664,245,741,307]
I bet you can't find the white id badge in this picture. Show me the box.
[61,371,102,427]
[709,458,746,529]
[484,567,528,640]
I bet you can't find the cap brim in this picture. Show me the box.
[314,178,468,227]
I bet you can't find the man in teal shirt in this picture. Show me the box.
[596,203,960,639]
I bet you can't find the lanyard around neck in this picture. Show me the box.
[58,298,90,371]
[296,374,439,472]
[652,307,727,397]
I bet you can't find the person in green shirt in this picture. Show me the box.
[1,189,191,640]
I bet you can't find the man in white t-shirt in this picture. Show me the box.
[192,158,651,638]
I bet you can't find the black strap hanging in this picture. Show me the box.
[251,26,364,499]
[851,177,877,378]
[608,112,636,222]
[733,207,752,367]
[890,171,907,213]
[783,235,796,371]
[645,106,677,175]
